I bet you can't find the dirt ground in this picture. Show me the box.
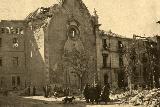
[0,96,144,107]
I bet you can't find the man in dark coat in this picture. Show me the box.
[89,84,96,104]
[33,86,36,96]
[83,84,90,103]
[64,88,70,96]
[43,85,48,98]
[101,83,110,104]
[28,86,31,96]
[47,85,52,97]
[95,84,101,104]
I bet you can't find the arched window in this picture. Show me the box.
[68,25,80,40]
[69,28,77,38]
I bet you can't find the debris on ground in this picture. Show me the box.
[112,88,160,107]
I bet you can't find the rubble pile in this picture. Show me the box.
[128,89,160,106]
[110,90,138,104]
[111,88,160,106]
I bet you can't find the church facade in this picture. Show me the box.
[0,0,98,90]
[25,0,98,89]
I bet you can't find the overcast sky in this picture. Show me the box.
[1,0,160,37]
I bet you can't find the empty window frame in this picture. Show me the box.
[15,28,20,34]
[17,76,20,86]
[102,54,108,68]
[13,57,18,66]
[10,27,15,34]
[119,56,124,67]
[118,41,123,48]
[13,38,18,44]
[19,28,24,34]
[6,27,10,34]
[102,39,107,49]
[12,76,16,86]
[1,27,5,34]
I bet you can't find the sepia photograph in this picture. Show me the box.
[0,0,160,107]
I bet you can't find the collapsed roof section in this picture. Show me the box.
[25,0,92,31]
[100,30,160,43]
[100,30,130,40]
[25,4,60,30]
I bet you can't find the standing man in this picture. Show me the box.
[83,84,90,103]
[101,83,110,104]
[33,86,36,96]
[28,86,31,96]
[89,84,96,104]
[95,84,101,104]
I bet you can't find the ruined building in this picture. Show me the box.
[0,0,98,90]
[96,30,132,90]
[0,0,159,91]
[97,32,160,90]
[0,20,27,89]
[129,35,160,89]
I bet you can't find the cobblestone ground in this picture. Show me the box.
[0,96,144,107]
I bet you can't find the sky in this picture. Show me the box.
[1,0,160,37]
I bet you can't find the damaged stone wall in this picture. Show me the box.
[47,0,97,87]
[0,20,27,89]
[98,31,132,90]
[25,0,97,88]
[26,8,52,88]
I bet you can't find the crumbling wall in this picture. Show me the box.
[26,8,52,88]
[25,0,97,88]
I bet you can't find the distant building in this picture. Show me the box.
[96,32,160,90]
[96,30,132,90]
[0,20,27,89]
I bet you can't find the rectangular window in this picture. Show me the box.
[17,76,20,86]
[119,56,123,67]
[118,41,123,53]
[0,57,2,66]
[118,41,123,48]
[13,38,18,44]
[13,57,18,66]
[102,39,107,49]
[19,28,24,34]
[0,38,2,47]
[102,54,108,68]
[1,27,5,34]
[12,76,16,86]
[10,27,15,34]
[15,28,19,34]
[6,27,10,34]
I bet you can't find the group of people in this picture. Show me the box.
[26,83,110,104]
[43,85,52,98]
[43,85,69,98]
[83,83,110,104]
